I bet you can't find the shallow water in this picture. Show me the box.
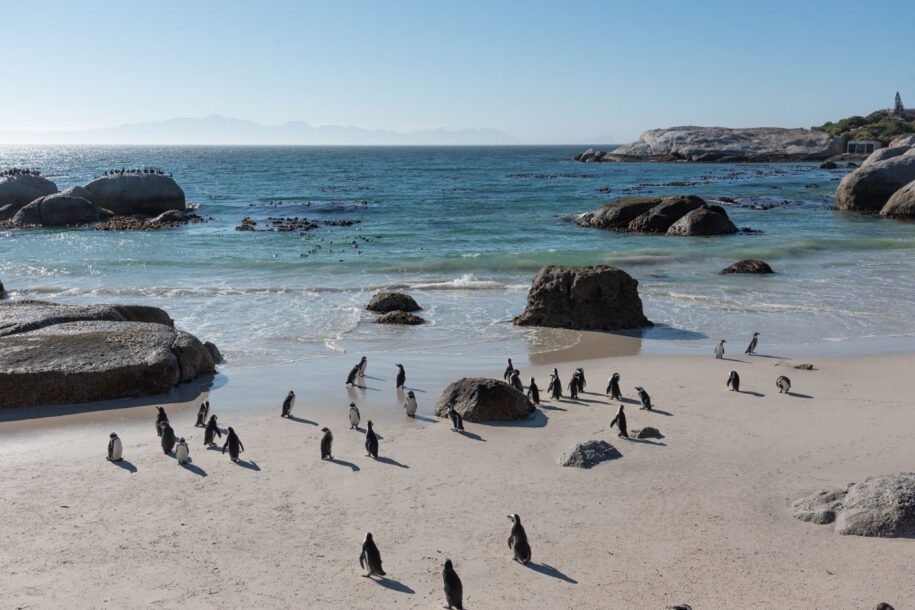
[2,145,914,369]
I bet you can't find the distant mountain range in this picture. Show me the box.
[0,115,521,145]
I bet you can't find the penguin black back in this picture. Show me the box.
[442,559,463,609]
[346,364,359,386]
[607,372,621,399]
[204,414,221,446]
[365,420,379,458]
[527,378,539,405]
[728,370,740,392]
[360,532,385,577]
[507,514,531,564]
[223,427,244,461]
[160,421,176,455]
[395,364,406,389]
[503,358,513,381]
[320,427,333,459]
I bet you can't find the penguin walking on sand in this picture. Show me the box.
[175,438,189,465]
[567,373,579,400]
[320,428,333,459]
[777,375,791,394]
[442,559,464,609]
[727,370,740,392]
[668,605,693,610]
[714,340,726,360]
[503,358,514,381]
[349,402,360,430]
[446,401,464,432]
[510,369,523,392]
[107,433,122,462]
[195,401,209,427]
[365,421,379,458]
[745,332,759,355]
[548,369,562,400]
[281,391,295,418]
[507,514,532,564]
[204,414,221,447]
[527,378,540,405]
[160,421,176,455]
[575,367,586,392]
[610,404,629,439]
[155,407,168,437]
[357,356,367,378]
[635,386,652,410]
[222,427,244,462]
[395,364,406,389]
[607,372,622,400]
[403,390,417,417]
[346,364,360,386]
[359,532,385,578]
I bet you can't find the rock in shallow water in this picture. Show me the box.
[559,440,622,468]
[0,174,58,220]
[10,193,112,227]
[365,291,421,312]
[719,260,775,274]
[665,206,738,236]
[375,310,425,325]
[83,173,185,216]
[434,377,534,422]
[836,146,915,212]
[880,178,915,219]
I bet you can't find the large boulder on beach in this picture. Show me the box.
[83,173,185,216]
[666,206,738,236]
[558,440,622,468]
[10,193,112,227]
[0,174,58,220]
[880,179,915,219]
[0,300,216,408]
[513,265,650,330]
[434,377,534,423]
[627,195,705,233]
[575,197,661,230]
[836,146,915,212]
[365,291,421,313]
[719,260,775,274]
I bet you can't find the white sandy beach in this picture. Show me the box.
[1,333,913,609]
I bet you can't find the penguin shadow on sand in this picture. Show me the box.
[524,561,578,584]
[174,456,207,477]
[455,428,486,442]
[410,414,438,424]
[537,400,567,412]
[488,409,549,429]
[626,435,667,447]
[735,389,766,398]
[786,391,814,399]
[327,457,360,472]
[234,459,261,471]
[110,458,137,473]
[369,576,415,595]
[374,456,409,469]
[644,407,673,417]
[286,415,318,426]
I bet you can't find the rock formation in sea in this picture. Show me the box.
[836,144,915,213]
[0,299,218,408]
[719,260,775,274]
[83,173,186,216]
[576,195,738,236]
[11,192,113,227]
[513,265,651,331]
[434,377,535,422]
[0,173,58,220]
[880,179,915,218]
[365,292,422,313]
[375,310,425,325]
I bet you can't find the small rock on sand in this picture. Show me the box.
[558,440,622,468]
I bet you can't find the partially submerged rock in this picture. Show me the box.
[365,291,421,313]
[665,206,738,236]
[10,193,112,227]
[513,265,651,331]
[628,195,705,233]
[0,174,58,220]
[375,310,425,325]
[575,197,659,230]
[83,173,185,216]
[880,179,915,219]
[577,195,738,236]
[836,146,915,212]
[434,377,534,423]
[719,260,775,275]
[558,440,621,468]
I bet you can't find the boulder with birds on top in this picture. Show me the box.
[0,174,58,220]
[83,173,185,216]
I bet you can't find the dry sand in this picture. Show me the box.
[1,332,914,609]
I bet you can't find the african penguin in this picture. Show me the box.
[548,369,562,400]
[610,404,628,438]
[727,370,740,392]
[281,390,295,418]
[777,375,791,394]
[160,421,176,455]
[503,358,514,381]
[714,339,726,359]
[446,401,464,432]
[510,369,523,392]
[155,406,168,437]
[365,420,379,458]
[635,386,652,410]
[507,514,531,564]
[403,390,418,417]
[567,372,580,399]
[668,606,693,610]
[607,372,621,400]
[349,402,360,430]
[359,532,385,577]
[745,332,759,355]
[346,364,360,386]
[195,402,208,427]
[175,438,189,465]
[395,363,406,389]
[320,427,333,459]
[527,378,540,405]
[107,433,122,462]
[204,414,221,446]
[357,356,367,377]
[442,559,464,609]
[576,367,586,391]
[222,427,244,462]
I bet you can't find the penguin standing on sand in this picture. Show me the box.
[403,390,417,417]
[222,427,244,462]
[281,391,295,418]
[442,559,464,609]
[365,421,379,458]
[204,414,221,447]
[576,367,587,392]
[715,340,726,360]
[357,356,367,377]
[195,402,209,427]
[510,369,523,392]
[107,433,122,462]
[446,401,464,432]
[395,364,406,389]
[155,407,168,437]
[727,371,740,392]
[548,369,562,400]
[777,375,791,394]
[607,373,622,400]
[160,421,176,455]
[610,404,629,438]
[320,428,333,459]
[745,332,759,355]
[175,438,189,465]
[567,373,579,400]
[359,532,385,578]
[349,402,360,429]
[503,358,514,381]
[346,364,360,386]
[635,386,652,410]
[507,514,532,564]
[527,378,540,405]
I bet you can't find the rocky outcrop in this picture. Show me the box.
[793,473,915,537]
[375,310,425,325]
[83,173,185,216]
[836,146,915,212]
[365,291,421,313]
[513,265,651,331]
[628,195,705,233]
[0,174,58,220]
[634,426,662,439]
[880,179,915,219]
[577,127,844,163]
[434,377,534,423]
[665,206,738,236]
[719,260,774,274]
[204,341,223,363]
[575,197,660,230]
[0,300,216,408]
[577,195,739,236]
[889,134,915,148]
[10,193,112,227]
[558,440,622,468]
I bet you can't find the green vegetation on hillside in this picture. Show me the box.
[814,110,915,145]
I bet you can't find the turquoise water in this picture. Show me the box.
[2,145,915,367]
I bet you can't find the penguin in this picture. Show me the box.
[346,364,360,386]
[107,433,122,462]
[365,420,379,458]
[507,514,532,564]
[446,401,464,432]
[610,404,629,438]
[777,375,791,394]
[635,386,652,410]
[204,414,221,447]
[727,370,740,392]
[349,402,360,430]
[668,606,693,610]
[607,372,621,400]
[575,367,586,392]
[194,402,208,427]
[155,406,168,437]
[875,604,895,610]
[281,390,295,418]
[320,427,333,459]
[745,332,759,355]
[357,356,367,377]
[359,532,385,577]
[548,369,562,400]
[503,358,514,381]
[395,364,406,389]
[222,427,244,462]
[510,369,523,392]
[403,390,417,417]
[566,373,579,400]
[442,559,464,609]
[714,339,726,359]
[527,377,540,405]
[175,437,189,465]
[160,421,176,455]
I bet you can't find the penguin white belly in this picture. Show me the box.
[111,439,122,461]
[176,444,189,464]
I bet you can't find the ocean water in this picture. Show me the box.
[2,145,915,371]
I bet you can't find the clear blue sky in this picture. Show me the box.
[2,0,913,143]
